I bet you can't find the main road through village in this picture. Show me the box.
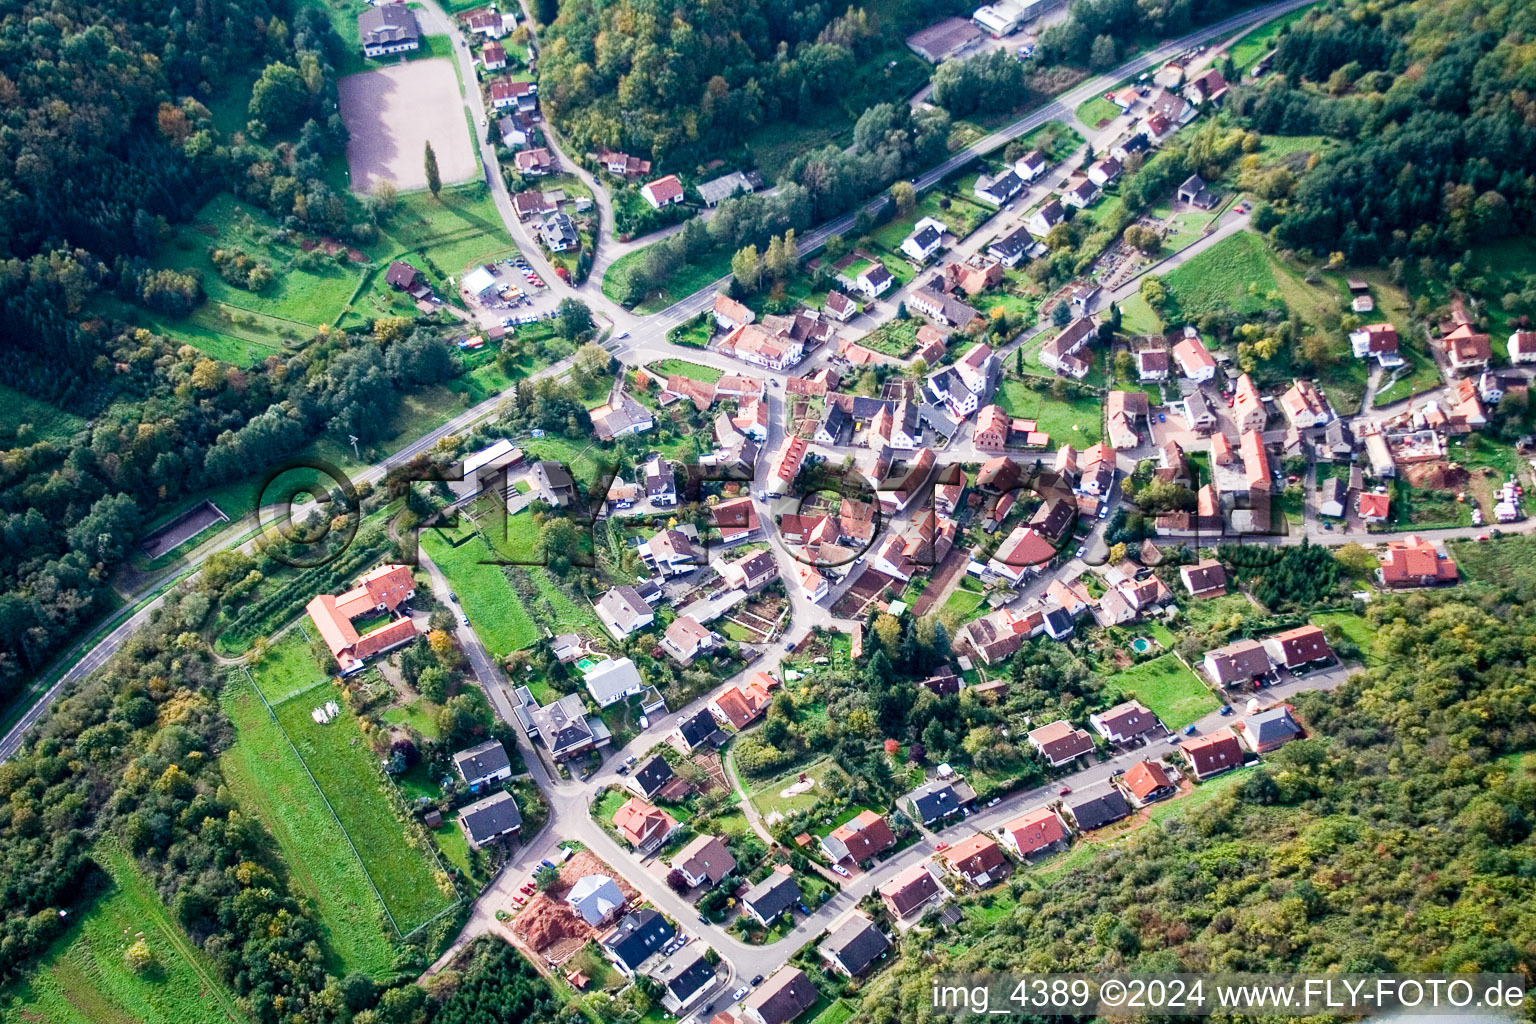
[0,0,1504,998]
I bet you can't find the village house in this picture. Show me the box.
[1379,534,1459,587]
[1508,330,1536,364]
[818,915,890,977]
[1138,347,1170,381]
[743,967,819,1024]
[1202,637,1273,687]
[514,147,553,175]
[1262,624,1332,670]
[1027,198,1065,237]
[1039,316,1097,379]
[613,797,679,853]
[358,6,420,57]
[671,834,737,888]
[1090,700,1160,744]
[742,870,803,927]
[1442,322,1492,373]
[602,909,674,979]
[987,225,1038,267]
[1280,379,1331,429]
[997,806,1070,859]
[901,217,948,263]
[879,863,947,920]
[640,528,700,576]
[1232,373,1266,432]
[1350,323,1404,366]
[1014,148,1049,181]
[1028,719,1096,767]
[481,41,507,69]
[1182,727,1245,780]
[1064,784,1132,831]
[1180,559,1228,598]
[305,564,418,675]
[596,585,655,639]
[457,790,521,847]
[1061,176,1100,209]
[662,616,715,665]
[641,174,685,209]
[904,777,978,825]
[1172,331,1217,381]
[1239,704,1303,753]
[583,657,645,707]
[597,150,652,179]
[941,834,1011,887]
[710,674,775,730]
[566,874,625,926]
[1121,759,1176,805]
[821,810,896,866]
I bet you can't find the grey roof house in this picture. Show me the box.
[457,790,521,847]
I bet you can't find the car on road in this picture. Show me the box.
[732,987,750,1002]
[784,640,796,651]
[1075,545,1087,557]
[987,797,1000,807]
[616,764,629,775]
[832,864,849,877]
[751,975,764,986]
[1168,735,1183,744]
[698,914,709,924]
[1058,785,1072,795]
[1218,705,1233,716]
[1110,768,1125,778]
[934,841,948,852]
[615,330,629,339]
[460,615,470,627]
[1183,724,1198,735]
[449,592,458,602]
[1097,505,1109,519]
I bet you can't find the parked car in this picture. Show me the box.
[460,615,470,627]
[1058,785,1072,796]
[934,841,948,852]
[1110,768,1125,777]
[751,975,764,986]
[624,754,638,766]
[698,914,709,924]
[732,987,750,1001]
[1183,723,1197,735]
[615,330,629,339]
[616,765,629,775]
[1218,705,1234,716]
[832,864,849,877]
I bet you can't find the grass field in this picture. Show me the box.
[872,189,995,251]
[748,759,848,818]
[1310,611,1379,668]
[270,679,453,935]
[421,528,541,654]
[249,629,329,703]
[994,378,1103,445]
[1448,533,1536,589]
[1112,652,1220,730]
[650,358,724,383]
[219,674,398,976]
[1117,292,1162,335]
[1158,231,1283,321]
[0,383,88,445]
[603,245,733,313]
[0,843,250,1024]
[1227,2,1320,74]
[940,585,987,622]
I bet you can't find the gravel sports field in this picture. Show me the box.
[338,59,478,194]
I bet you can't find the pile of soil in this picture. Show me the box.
[1403,461,1469,490]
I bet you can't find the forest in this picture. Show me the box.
[536,0,954,168]
[855,588,1536,1021]
[1234,0,1536,262]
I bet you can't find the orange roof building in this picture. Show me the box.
[1379,535,1458,588]
[613,796,678,849]
[305,564,419,674]
[999,806,1069,857]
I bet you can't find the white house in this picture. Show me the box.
[900,217,947,263]
[1013,149,1048,181]
[583,657,645,707]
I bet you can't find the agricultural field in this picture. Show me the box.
[1111,652,1220,730]
[0,843,250,1024]
[219,673,400,976]
[422,528,541,654]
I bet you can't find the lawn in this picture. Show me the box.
[940,585,987,622]
[650,358,724,383]
[1075,90,1125,131]
[1117,292,1163,336]
[271,679,454,935]
[1310,611,1380,668]
[0,842,251,1024]
[249,630,330,703]
[421,528,541,654]
[1227,1,1321,74]
[871,188,995,251]
[603,244,733,313]
[747,759,849,819]
[0,384,87,445]
[355,185,517,318]
[994,378,1103,445]
[1158,230,1283,321]
[219,674,399,976]
[1111,652,1220,730]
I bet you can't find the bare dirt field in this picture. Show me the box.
[338,60,477,194]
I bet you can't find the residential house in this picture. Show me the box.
[1179,559,1227,598]
[907,16,983,62]
[820,810,896,866]
[540,212,579,252]
[1182,389,1218,433]
[743,967,819,1024]
[1111,132,1149,162]
[879,863,946,919]
[719,322,804,371]
[856,262,894,298]
[613,797,679,853]
[566,875,625,926]
[644,456,677,505]
[1028,720,1095,767]
[716,549,779,593]
[1027,199,1065,237]
[489,79,536,110]
[1182,728,1245,780]
[710,675,774,730]
[1090,700,1160,744]
[973,404,1011,450]
[358,5,420,57]
[384,260,430,297]
[1261,625,1332,669]
[305,564,418,675]
[988,526,1057,585]
[1064,784,1132,831]
[1061,176,1100,209]
[1087,156,1123,186]
[530,460,576,506]
[975,169,1024,205]
[590,392,653,441]
[711,497,762,545]
[1280,379,1330,428]
[960,605,1042,665]
[713,293,755,331]
[584,657,645,707]
[1184,67,1229,105]
[1175,172,1216,208]
[1241,429,1272,494]
[1079,442,1116,496]
[464,9,507,37]
[673,708,725,752]
[1318,476,1347,518]
[596,586,655,639]
[1322,419,1356,461]
[794,559,830,602]
[818,915,890,978]
[742,871,803,927]
[1030,498,1076,542]
[1443,322,1492,372]
[1121,759,1176,805]
[1039,316,1097,378]
[1379,535,1459,588]
[514,147,553,175]
[1509,330,1536,364]
[525,691,609,759]
[941,834,1011,887]
[453,739,512,788]
[1240,704,1303,753]
[1106,389,1150,448]
[904,777,977,825]
[1202,637,1272,687]
[482,41,507,69]
[1138,348,1170,381]
[1014,148,1049,181]
[909,277,980,330]
[662,616,715,665]
[641,529,700,576]
[1232,373,1266,432]
[512,190,556,220]
[597,150,652,179]
[997,806,1069,859]
[987,226,1037,267]
[825,291,858,322]
[901,217,948,263]
[602,909,675,978]
[658,954,716,1014]
[1172,332,1216,381]
[457,790,522,847]
[672,834,737,888]
[1350,323,1403,365]
[641,174,685,209]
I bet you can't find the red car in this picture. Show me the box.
[934,841,949,852]
[1059,785,1072,796]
